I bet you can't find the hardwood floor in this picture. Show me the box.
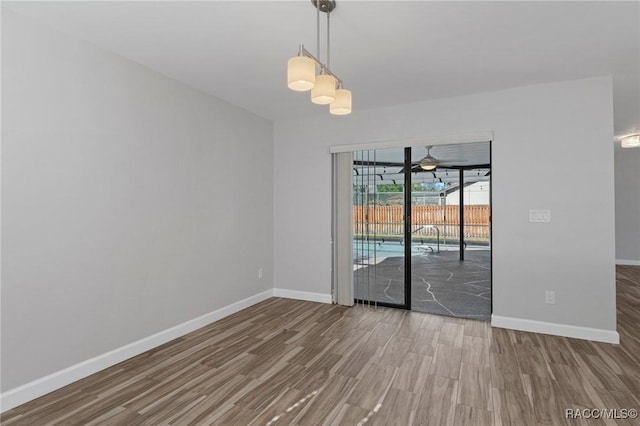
[3,266,639,425]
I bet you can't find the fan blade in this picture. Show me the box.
[398,162,421,173]
[437,159,469,164]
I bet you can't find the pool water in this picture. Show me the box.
[353,241,424,259]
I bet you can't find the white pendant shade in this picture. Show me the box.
[621,134,640,148]
[311,74,336,104]
[330,88,352,115]
[287,56,316,91]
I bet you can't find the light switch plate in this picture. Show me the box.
[530,209,551,223]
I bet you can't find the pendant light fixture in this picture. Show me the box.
[287,0,352,115]
[330,82,352,115]
[311,71,336,104]
[287,51,316,91]
[621,134,640,148]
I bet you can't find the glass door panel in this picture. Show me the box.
[410,143,492,319]
[352,148,406,307]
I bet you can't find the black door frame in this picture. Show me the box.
[402,147,412,310]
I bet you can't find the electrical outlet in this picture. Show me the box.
[258,268,263,279]
[545,290,556,304]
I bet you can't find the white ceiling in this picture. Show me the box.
[4,1,639,138]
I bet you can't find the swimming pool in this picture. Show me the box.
[353,240,425,260]
[353,239,487,262]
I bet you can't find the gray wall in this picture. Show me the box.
[1,9,273,391]
[614,144,640,263]
[274,76,617,333]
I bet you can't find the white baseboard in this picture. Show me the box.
[273,288,332,304]
[0,290,273,413]
[491,315,619,344]
[616,259,640,266]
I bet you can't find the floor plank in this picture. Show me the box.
[2,265,638,425]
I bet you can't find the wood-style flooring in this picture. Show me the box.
[2,265,639,425]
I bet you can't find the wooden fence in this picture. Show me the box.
[353,205,490,239]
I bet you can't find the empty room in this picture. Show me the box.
[1,1,639,425]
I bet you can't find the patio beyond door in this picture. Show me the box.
[351,143,492,319]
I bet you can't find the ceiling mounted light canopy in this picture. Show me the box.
[286,0,352,115]
[621,134,640,148]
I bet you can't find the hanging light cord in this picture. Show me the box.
[316,1,321,68]
[327,8,331,70]
[294,1,342,83]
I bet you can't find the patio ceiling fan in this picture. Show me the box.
[399,146,468,173]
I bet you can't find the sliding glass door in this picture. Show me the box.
[409,145,492,319]
[352,148,408,308]
[347,142,492,319]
